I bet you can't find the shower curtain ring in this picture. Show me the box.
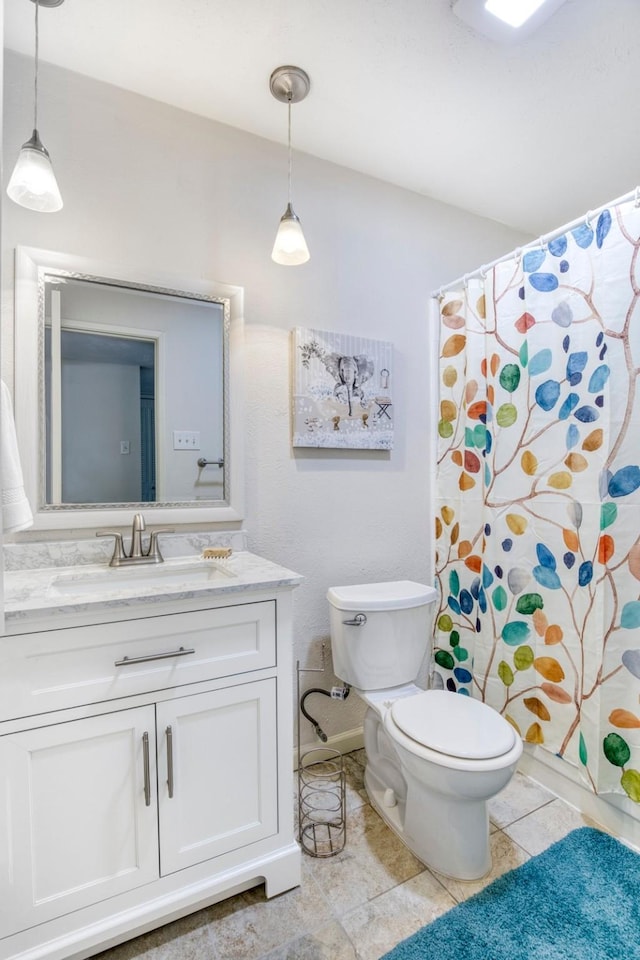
[635,187,640,208]
[585,210,594,227]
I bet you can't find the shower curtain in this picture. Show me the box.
[434,194,640,802]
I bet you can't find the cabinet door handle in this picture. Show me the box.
[142,731,151,807]
[114,646,196,667]
[166,725,174,799]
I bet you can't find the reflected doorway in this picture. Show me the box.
[45,329,156,504]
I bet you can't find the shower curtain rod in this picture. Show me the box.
[431,185,640,300]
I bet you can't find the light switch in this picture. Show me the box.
[120,440,130,454]
[173,430,201,450]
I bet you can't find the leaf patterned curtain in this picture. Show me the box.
[434,197,640,803]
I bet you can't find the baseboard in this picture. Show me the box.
[294,726,364,770]
[519,746,640,851]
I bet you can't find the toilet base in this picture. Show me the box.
[361,703,516,881]
[363,765,406,848]
[401,766,493,880]
[364,763,493,881]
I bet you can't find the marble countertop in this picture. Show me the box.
[4,550,303,632]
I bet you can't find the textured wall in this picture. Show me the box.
[2,51,528,744]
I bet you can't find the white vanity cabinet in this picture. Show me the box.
[1,706,160,934]
[0,584,300,960]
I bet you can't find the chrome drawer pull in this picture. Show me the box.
[166,725,174,799]
[342,614,367,626]
[142,731,151,807]
[114,646,195,667]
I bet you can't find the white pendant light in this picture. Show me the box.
[485,0,546,28]
[270,66,310,266]
[7,0,64,213]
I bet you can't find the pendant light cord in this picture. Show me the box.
[33,0,40,131]
[287,95,293,205]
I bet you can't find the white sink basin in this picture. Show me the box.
[50,559,235,596]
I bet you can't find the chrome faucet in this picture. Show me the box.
[96,513,172,567]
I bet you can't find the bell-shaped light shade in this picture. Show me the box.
[7,130,63,213]
[271,203,310,266]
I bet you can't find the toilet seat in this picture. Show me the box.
[390,690,516,760]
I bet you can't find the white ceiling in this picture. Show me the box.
[4,0,640,237]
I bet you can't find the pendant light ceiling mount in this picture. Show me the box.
[269,66,311,106]
[269,65,311,266]
[29,0,65,6]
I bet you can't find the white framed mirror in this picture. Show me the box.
[15,247,244,529]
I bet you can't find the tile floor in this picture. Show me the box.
[94,750,603,960]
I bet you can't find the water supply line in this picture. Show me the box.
[300,683,350,743]
[296,644,350,744]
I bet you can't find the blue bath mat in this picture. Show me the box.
[381,828,640,960]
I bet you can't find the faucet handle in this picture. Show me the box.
[96,531,126,566]
[145,529,174,563]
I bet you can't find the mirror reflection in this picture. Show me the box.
[43,273,226,507]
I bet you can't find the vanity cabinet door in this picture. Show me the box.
[156,678,278,875]
[0,706,159,938]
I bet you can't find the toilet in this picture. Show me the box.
[327,580,523,880]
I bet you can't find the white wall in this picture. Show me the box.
[2,51,529,743]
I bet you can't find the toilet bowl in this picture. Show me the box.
[327,581,523,880]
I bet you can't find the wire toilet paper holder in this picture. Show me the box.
[296,651,347,858]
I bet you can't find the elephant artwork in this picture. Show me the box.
[322,352,375,417]
[293,327,394,450]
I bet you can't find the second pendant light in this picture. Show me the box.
[270,65,310,266]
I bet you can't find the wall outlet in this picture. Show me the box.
[173,430,200,450]
[120,440,130,455]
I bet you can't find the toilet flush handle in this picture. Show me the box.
[342,613,367,626]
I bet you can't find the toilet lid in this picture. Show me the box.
[390,690,516,760]
[327,581,437,611]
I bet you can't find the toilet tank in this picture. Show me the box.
[327,581,438,690]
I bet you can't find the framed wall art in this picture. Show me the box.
[292,327,393,450]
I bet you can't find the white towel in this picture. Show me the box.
[1,380,33,532]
